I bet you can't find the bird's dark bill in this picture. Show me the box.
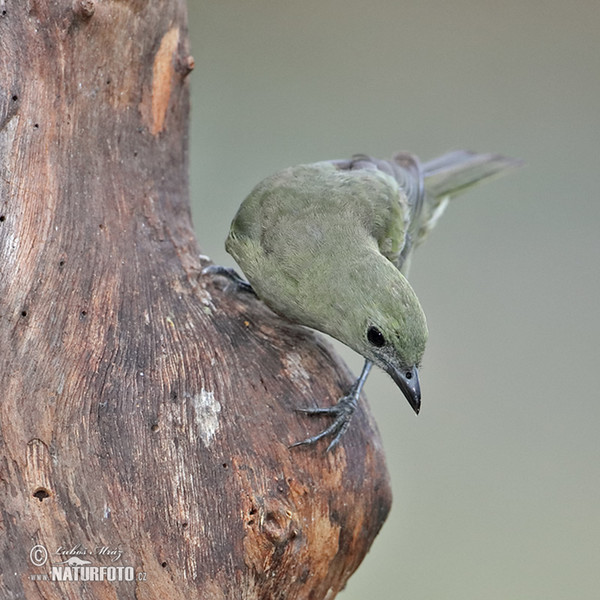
[387,364,421,414]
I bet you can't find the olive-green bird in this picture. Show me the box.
[205,150,520,450]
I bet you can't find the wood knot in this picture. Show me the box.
[263,509,297,546]
[179,55,195,77]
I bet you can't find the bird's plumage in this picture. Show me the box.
[218,150,521,448]
[226,163,421,354]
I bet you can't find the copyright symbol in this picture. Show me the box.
[30,545,48,567]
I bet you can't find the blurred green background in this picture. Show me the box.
[187,2,600,598]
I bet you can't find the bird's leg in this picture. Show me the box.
[291,360,373,452]
[202,265,256,295]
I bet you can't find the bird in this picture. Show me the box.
[205,150,521,451]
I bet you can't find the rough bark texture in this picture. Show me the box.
[0,1,392,598]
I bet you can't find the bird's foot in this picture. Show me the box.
[202,265,256,295]
[291,385,360,452]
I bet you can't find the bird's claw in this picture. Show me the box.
[291,391,359,452]
[202,265,256,295]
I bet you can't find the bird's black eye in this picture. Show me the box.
[367,326,386,348]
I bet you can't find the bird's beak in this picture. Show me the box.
[386,364,421,414]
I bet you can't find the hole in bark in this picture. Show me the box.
[0,215,5,222]
[33,123,39,128]
[299,568,310,584]
[59,260,65,267]
[99,223,104,229]
[222,462,228,469]
[247,507,257,526]
[161,561,167,568]
[150,423,159,432]
[12,95,18,101]
[33,488,50,502]
[1,10,6,16]
[80,310,87,318]
[21,310,28,317]
[181,522,188,529]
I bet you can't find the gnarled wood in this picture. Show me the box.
[0,2,391,598]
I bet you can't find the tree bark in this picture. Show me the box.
[0,2,392,599]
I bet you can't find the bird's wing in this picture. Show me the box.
[333,151,522,275]
[328,154,420,270]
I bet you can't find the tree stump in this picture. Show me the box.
[0,1,392,598]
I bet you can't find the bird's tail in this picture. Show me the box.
[401,150,522,251]
[422,150,523,201]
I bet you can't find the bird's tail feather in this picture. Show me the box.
[422,150,523,201]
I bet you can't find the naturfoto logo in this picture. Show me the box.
[28,543,147,583]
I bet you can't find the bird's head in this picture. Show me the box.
[334,259,428,414]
